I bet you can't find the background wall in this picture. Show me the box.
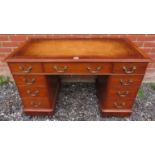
[0,34,155,82]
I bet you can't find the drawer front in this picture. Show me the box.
[14,75,47,86]
[113,63,148,74]
[43,63,112,74]
[9,62,42,74]
[106,87,139,99]
[102,98,134,109]
[22,98,52,109]
[18,86,48,98]
[108,75,143,89]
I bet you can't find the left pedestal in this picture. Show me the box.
[13,75,60,115]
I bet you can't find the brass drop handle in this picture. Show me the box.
[19,66,32,73]
[53,66,68,73]
[87,66,102,74]
[27,90,39,97]
[30,101,41,108]
[24,78,36,85]
[120,79,133,86]
[114,102,126,109]
[123,66,136,74]
[117,91,128,97]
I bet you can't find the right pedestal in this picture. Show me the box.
[96,75,144,117]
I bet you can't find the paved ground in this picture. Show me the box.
[0,82,154,121]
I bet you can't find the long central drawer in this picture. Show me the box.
[43,62,112,74]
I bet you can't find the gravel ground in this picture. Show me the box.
[0,82,155,121]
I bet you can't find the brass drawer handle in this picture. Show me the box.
[30,101,41,108]
[114,102,126,109]
[123,66,136,74]
[87,66,102,74]
[27,90,39,97]
[24,78,36,85]
[53,66,68,73]
[120,79,133,86]
[117,91,128,97]
[19,66,32,73]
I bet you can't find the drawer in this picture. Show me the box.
[22,98,52,109]
[9,62,42,74]
[108,75,144,89]
[106,88,139,99]
[102,98,135,109]
[18,86,48,98]
[113,63,148,74]
[14,75,47,86]
[43,62,112,74]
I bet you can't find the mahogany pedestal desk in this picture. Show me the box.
[6,38,150,117]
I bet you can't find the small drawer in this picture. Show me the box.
[13,75,47,86]
[9,62,42,74]
[43,62,112,74]
[18,86,48,98]
[102,98,135,109]
[108,75,144,89]
[113,63,148,74]
[22,98,52,109]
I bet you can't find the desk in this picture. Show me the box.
[6,37,150,117]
